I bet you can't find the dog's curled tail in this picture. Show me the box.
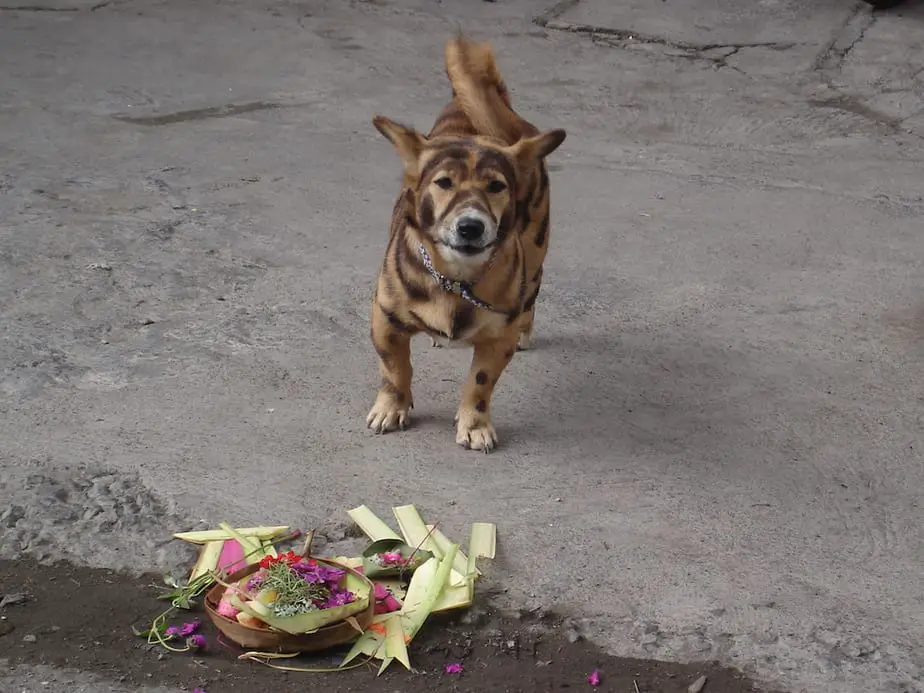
[444,35,537,144]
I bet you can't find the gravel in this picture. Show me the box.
[0,467,197,576]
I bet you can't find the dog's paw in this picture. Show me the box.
[366,391,411,434]
[430,336,443,348]
[455,411,498,453]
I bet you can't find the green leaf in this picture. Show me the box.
[132,619,167,638]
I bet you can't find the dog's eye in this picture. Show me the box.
[486,180,507,194]
[434,177,453,190]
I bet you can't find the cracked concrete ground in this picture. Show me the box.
[1,1,923,692]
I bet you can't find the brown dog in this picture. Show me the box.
[366,35,566,452]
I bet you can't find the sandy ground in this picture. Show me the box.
[1,1,923,692]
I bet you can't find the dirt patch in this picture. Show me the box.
[0,557,783,693]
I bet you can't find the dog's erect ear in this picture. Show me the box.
[506,129,567,163]
[373,115,428,177]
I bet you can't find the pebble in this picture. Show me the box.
[0,592,29,608]
[688,675,707,693]
[23,634,37,643]
[1,505,25,528]
[565,627,583,644]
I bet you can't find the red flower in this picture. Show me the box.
[258,551,306,569]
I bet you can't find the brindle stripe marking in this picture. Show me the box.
[429,103,478,138]
[516,198,532,230]
[505,251,528,324]
[496,208,514,243]
[523,283,541,313]
[521,170,536,210]
[380,305,412,332]
[390,189,415,237]
[418,194,435,230]
[473,149,517,190]
[451,303,475,338]
[501,235,521,289]
[535,214,549,247]
[392,227,429,301]
[409,309,448,338]
[419,147,470,183]
[517,254,528,304]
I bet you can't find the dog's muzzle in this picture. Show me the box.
[445,209,496,255]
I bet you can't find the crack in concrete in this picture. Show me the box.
[533,3,798,75]
[536,17,801,54]
[803,4,921,140]
[113,101,282,126]
[0,1,120,10]
[533,0,581,28]
[813,2,876,72]
[111,100,311,126]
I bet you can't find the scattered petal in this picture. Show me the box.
[445,662,464,674]
[587,669,601,687]
[177,620,200,637]
[193,688,207,693]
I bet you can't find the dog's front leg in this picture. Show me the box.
[366,303,415,433]
[455,330,519,453]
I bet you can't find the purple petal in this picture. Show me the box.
[177,620,200,636]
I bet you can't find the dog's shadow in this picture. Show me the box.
[497,328,764,460]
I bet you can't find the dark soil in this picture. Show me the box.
[0,557,784,693]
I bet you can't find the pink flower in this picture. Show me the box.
[587,669,601,687]
[444,662,463,674]
[186,634,207,652]
[216,599,240,620]
[373,583,402,614]
[193,688,207,693]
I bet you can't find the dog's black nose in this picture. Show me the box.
[457,218,485,241]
